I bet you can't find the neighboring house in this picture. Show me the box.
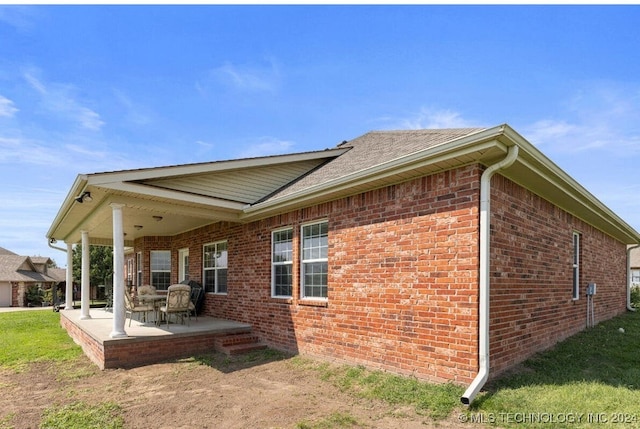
[47,124,640,403]
[0,247,64,307]
[630,247,640,286]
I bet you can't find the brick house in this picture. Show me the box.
[47,124,640,404]
[0,247,64,307]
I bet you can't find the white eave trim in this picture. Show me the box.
[86,148,349,185]
[97,181,248,211]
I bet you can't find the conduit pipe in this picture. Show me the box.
[627,244,640,312]
[461,144,519,406]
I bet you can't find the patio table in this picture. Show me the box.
[138,294,166,325]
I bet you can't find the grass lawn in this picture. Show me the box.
[471,310,640,428]
[0,310,82,372]
[1,308,639,428]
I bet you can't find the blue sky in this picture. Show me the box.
[1,5,640,267]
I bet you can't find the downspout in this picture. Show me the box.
[461,144,519,406]
[627,244,640,312]
[48,238,67,253]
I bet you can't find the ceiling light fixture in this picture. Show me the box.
[134,225,143,230]
[152,216,163,222]
[75,191,93,203]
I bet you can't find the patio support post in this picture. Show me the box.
[110,203,127,338]
[64,242,74,311]
[80,230,91,319]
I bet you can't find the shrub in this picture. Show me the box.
[631,285,640,309]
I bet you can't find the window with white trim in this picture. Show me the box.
[178,248,190,282]
[631,269,640,285]
[136,252,142,287]
[301,221,328,299]
[150,250,171,290]
[272,228,293,297]
[203,241,228,294]
[572,232,580,300]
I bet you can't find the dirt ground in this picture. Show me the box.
[0,350,473,429]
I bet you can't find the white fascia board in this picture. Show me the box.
[96,181,247,211]
[46,174,89,240]
[86,148,349,184]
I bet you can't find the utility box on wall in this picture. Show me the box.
[586,282,597,296]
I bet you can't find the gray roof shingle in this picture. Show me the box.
[264,128,485,202]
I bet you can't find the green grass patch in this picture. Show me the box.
[473,311,640,428]
[0,311,82,372]
[0,412,15,429]
[296,412,362,429]
[40,401,123,429]
[290,358,463,420]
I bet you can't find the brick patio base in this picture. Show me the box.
[60,310,254,369]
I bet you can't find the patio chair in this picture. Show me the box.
[189,286,202,321]
[124,289,154,327]
[137,285,156,296]
[159,284,192,328]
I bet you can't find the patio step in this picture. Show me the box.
[214,332,267,356]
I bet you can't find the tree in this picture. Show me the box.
[72,245,114,286]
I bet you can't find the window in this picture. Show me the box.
[272,228,293,297]
[301,221,328,299]
[136,252,142,286]
[203,241,228,294]
[631,269,640,285]
[150,250,171,290]
[572,232,580,300]
[178,248,190,282]
[127,257,134,285]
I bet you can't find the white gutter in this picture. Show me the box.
[461,143,519,406]
[627,244,640,312]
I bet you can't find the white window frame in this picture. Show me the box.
[300,220,328,300]
[127,257,134,284]
[572,231,580,300]
[178,248,190,283]
[150,250,171,290]
[272,228,294,298]
[203,241,228,294]
[136,252,142,287]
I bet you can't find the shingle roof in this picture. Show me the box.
[48,268,67,283]
[0,255,59,283]
[0,246,18,255]
[264,128,485,202]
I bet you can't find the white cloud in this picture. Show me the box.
[23,69,105,131]
[0,6,37,31]
[210,58,281,93]
[238,136,295,158]
[0,95,18,117]
[523,82,640,153]
[0,136,64,165]
[380,107,482,131]
[113,89,151,126]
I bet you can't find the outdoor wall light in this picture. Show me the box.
[152,216,163,222]
[75,191,93,203]
[134,225,143,230]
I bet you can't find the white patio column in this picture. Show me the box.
[80,230,91,319]
[110,203,127,338]
[64,242,74,311]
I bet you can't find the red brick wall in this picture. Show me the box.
[133,165,483,384]
[489,174,627,376]
[127,164,629,384]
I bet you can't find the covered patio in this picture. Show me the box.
[60,307,265,369]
